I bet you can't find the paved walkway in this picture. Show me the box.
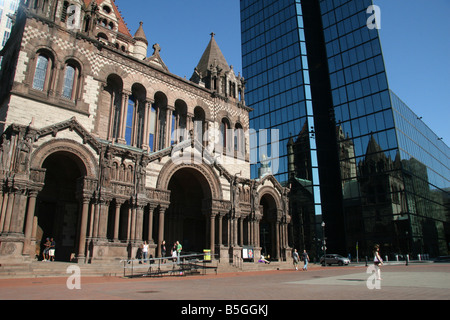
[0,263,449,302]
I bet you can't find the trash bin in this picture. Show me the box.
[203,249,211,261]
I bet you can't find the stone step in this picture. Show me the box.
[0,260,294,279]
[0,261,125,279]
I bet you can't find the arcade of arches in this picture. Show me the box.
[0,122,291,264]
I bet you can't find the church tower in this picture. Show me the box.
[191,32,246,106]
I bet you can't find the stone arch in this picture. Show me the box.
[258,187,281,259]
[124,73,152,95]
[30,139,98,178]
[194,103,212,122]
[257,185,282,213]
[97,65,129,83]
[173,99,188,143]
[217,110,233,125]
[131,82,147,99]
[63,52,92,75]
[156,160,223,200]
[30,139,98,261]
[154,91,168,106]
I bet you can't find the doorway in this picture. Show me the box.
[36,151,84,261]
[260,194,278,259]
[166,168,211,253]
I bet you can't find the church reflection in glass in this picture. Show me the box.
[241,0,450,259]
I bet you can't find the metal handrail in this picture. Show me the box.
[120,252,218,277]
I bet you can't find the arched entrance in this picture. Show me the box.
[260,193,278,259]
[36,151,86,261]
[165,168,212,253]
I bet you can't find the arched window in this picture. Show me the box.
[193,107,206,146]
[32,54,51,91]
[229,81,236,98]
[135,100,146,148]
[97,32,108,43]
[125,84,147,147]
[62,61,81,100]
[220,118,232,153]
[105,75,123,142]
[173,100,187,144]
[235,123,245,158]
[171,112,176,146]
[62,65,75,99]
[125,96,135,145]
[148,105,157,152]
[154,92,168,151]
[157,105,167,150]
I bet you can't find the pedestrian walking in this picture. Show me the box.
[373,244,383,280]
[171,242,177,263]
[293,249,300,270]
[176,241,182,264]
[161,240,166,263]
[302,249,309,271]
[141,241,149,264]
[48,238,56,262]
[42,237,51,261]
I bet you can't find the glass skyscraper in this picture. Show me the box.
[241,0,450,258]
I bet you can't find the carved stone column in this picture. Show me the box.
[92,200,100,238]
[113,200,122,241]
[166,106,174,148]
[135,202,145,242]
[147,203,157,244]
[130,204,137,242]
[239,217,244,247]
[142,99,154,151]
[1,189,15,233]
[275,219,280,261]
[22,190,39,256]
[10,188,28,235]
[0,192,9,233]
[209,212,216,255]
[76,196,91,262]
[217,213,223,247]
[97,195,111,240]
[157,205,167,257]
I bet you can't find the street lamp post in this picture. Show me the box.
[321,221,326,267]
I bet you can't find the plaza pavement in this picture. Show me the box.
[0,262,448,302]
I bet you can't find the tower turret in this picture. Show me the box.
[133,21,148,60]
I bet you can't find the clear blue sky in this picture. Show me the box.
[116,0,449,144]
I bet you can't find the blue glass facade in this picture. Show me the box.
[241,0,322,215]
[241,0,450,258]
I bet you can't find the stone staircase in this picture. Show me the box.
[0,261,125,279]
[217,260,292,273]
[0,259,293,279]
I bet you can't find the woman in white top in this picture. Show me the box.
[142,241,149,264]
[373,244,383,280]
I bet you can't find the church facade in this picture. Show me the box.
[0,0,291,264]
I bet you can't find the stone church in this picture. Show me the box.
[0,0,291,265]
